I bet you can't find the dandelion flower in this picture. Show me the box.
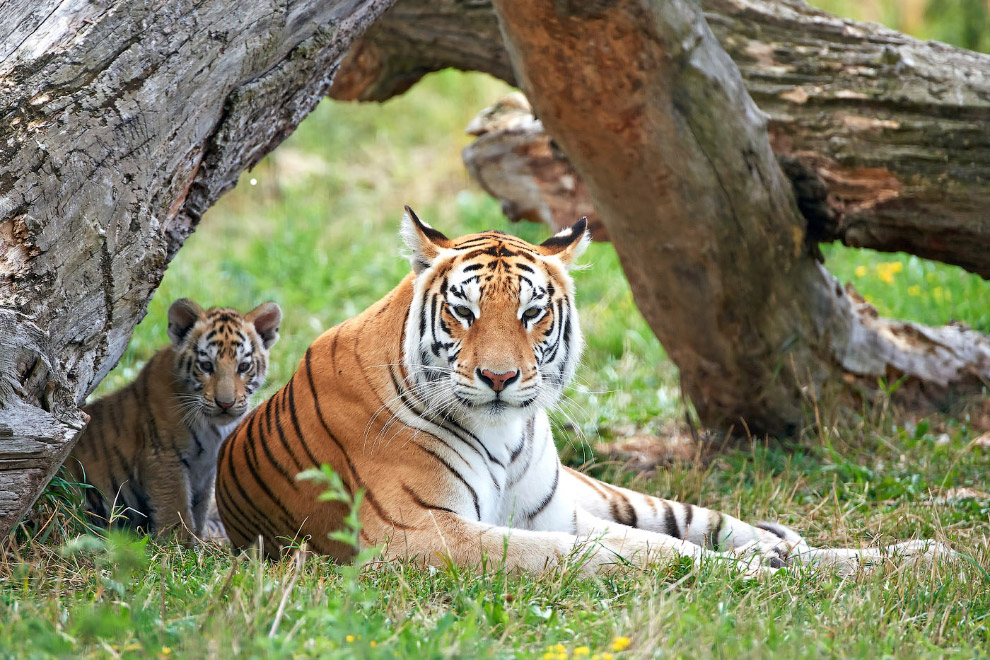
[346,635,356,643]
[855,265,868,277]
[575,647,591,656]
[611,637,631,651]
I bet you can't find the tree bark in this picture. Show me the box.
[332,0,990,279]
[0,0,393,540]
[485,0,990,434]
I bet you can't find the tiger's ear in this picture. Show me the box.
[246,302,282,350]
[167,298,204,346]
[539,217,591,267]
[400,205,451,274]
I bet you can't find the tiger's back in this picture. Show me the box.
[216,281,417,556]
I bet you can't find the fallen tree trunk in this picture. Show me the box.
[0,0,394,540]
[332,0,990,279]
[485,0,990,434]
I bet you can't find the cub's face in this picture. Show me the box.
[401,207,589,426]
[167,300,282,426]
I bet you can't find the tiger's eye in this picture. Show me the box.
[199,360,214,374]
[453,305,473,318]
[522,307,542,319]
[237,361,251,374]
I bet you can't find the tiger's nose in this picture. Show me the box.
[478,368,519,392]
[216,398,235,410]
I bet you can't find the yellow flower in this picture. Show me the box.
[907,285,921,297]
[855,265,868,277]
[875,262,902,284]
[933,286,944,302]
[611,637,631,651]
[601,654,615,660]
[370,641,377,647]
[550,644,567,654]
[161,649,172,656]
[346,635,356,643]
[575,647,591,656]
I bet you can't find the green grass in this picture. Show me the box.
[6,25,990,659]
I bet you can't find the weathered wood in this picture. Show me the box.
[489,0,990,432]
[333,0,990,278]
[461,92,607,241]
[0,0,394,540]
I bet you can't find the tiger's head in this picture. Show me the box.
[400,207,589,427]
[166,299,282,426]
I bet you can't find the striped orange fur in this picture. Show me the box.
[216,210,951,575]
[68,299,281,539]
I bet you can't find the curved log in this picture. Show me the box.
[0,0,393,539]
[332,0,990,278]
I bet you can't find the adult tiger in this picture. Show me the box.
[216,209,949,575]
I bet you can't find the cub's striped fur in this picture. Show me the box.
[216,210,950,575]
[68,299,281,539]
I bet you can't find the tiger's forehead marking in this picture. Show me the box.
[435,232,552,302]
[193,308,255,360]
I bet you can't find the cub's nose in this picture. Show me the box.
[216,398,235,410]
[477,368,519,392]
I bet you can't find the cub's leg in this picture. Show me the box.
[384,510,776,577]
[142,456,195,541]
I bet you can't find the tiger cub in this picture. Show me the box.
[67,298,281,539]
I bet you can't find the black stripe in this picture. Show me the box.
[271,389,304,479]
[709,512,725,550]
[241,412,299,528]
[305,348,413,530]
[661,501,680,539]
[286,376,322,468]
[414,444,481,520]
[402,484,457,515]
[526,465,559,521]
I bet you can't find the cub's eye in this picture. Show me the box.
[452,305,473,319]
[237,361,252,374]
[522,307,542,320]
[198,360,214,374]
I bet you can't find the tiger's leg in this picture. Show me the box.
[382,510,776,577]
[563,467,806,566]
[562,468,952,571]
[142,457,195,541]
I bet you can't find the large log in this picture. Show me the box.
[485,0,990,433]
[331,0,990,278]
[0,0,394,540]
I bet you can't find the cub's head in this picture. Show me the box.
[400,207,589,426]
[166,299,282,426]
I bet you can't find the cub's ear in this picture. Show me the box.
[246,302,282,350]
[539,217,591,267]
[400,205,451,274]
[167,298,204,346]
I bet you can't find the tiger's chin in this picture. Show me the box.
[451,395,541,427]
[207,409,247,427]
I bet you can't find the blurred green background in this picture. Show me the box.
[94,0,990,439]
